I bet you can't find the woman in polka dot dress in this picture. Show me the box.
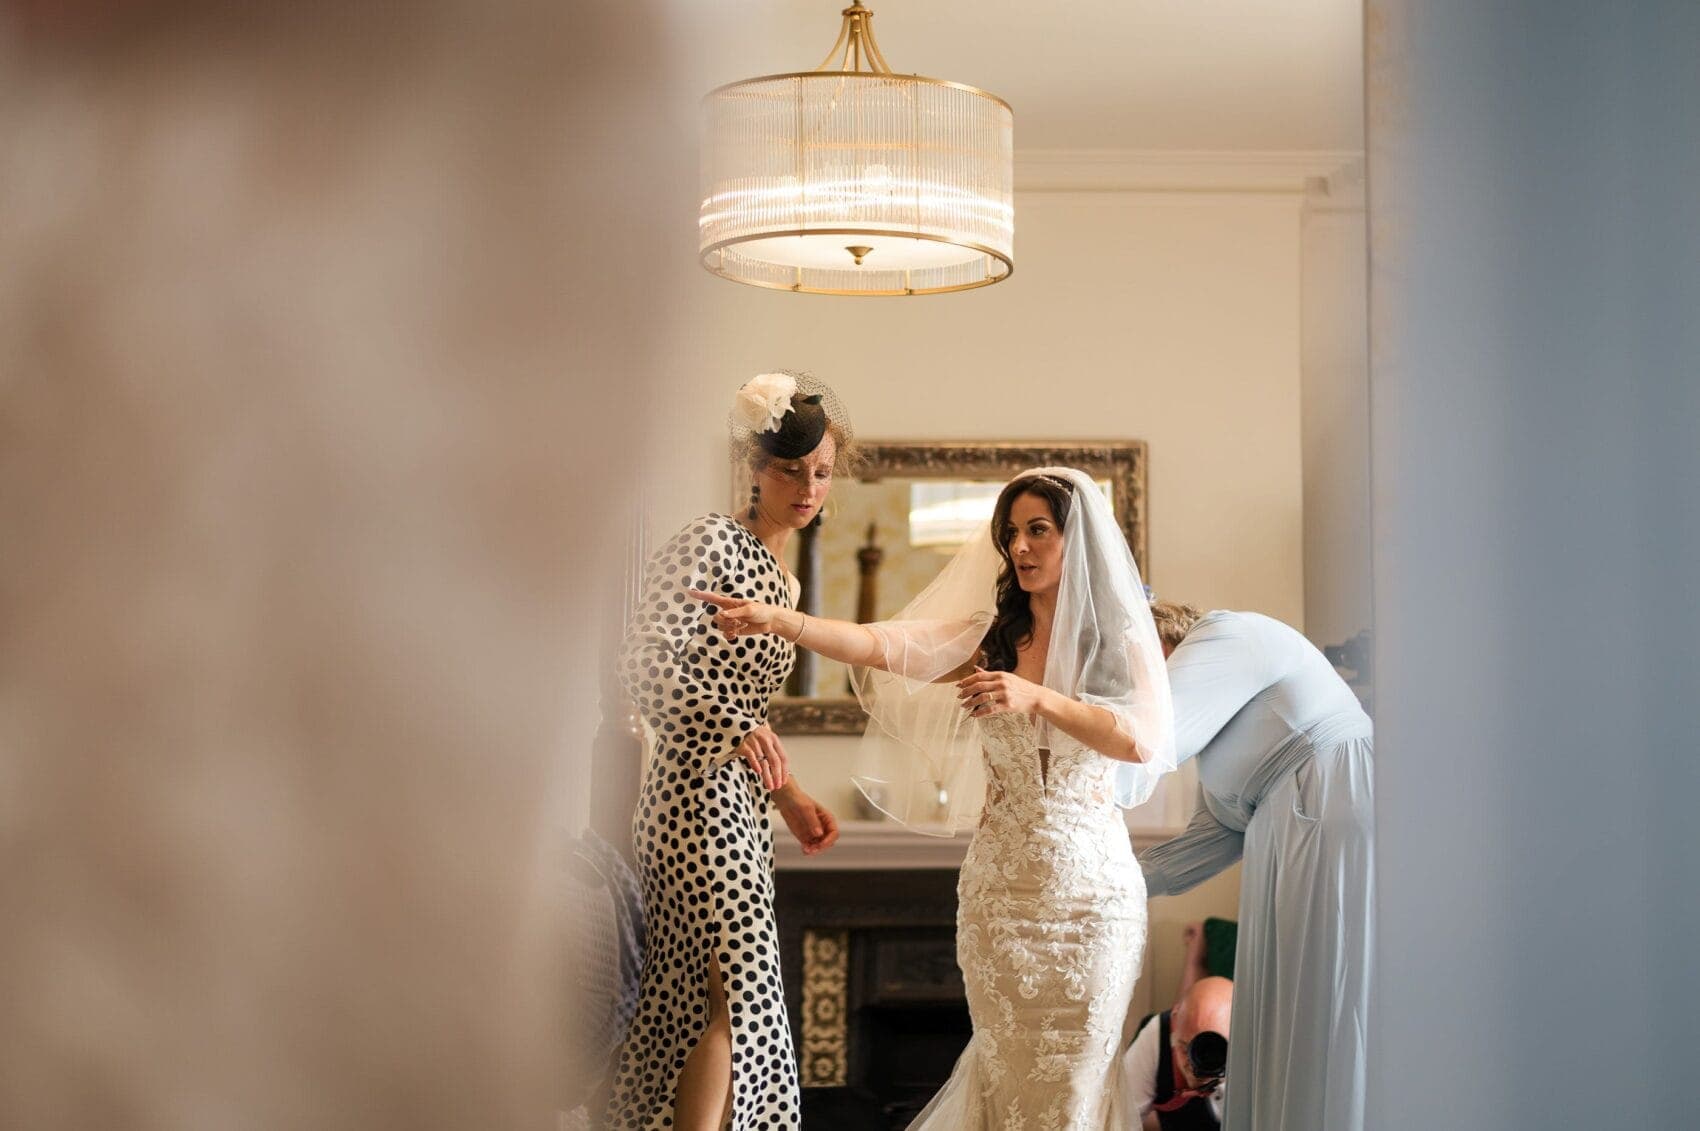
[605,373,850,1131]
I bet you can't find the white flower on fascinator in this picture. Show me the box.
[733,372,797,433]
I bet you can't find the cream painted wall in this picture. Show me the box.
[654,195,1307,626]
[1300,175,1373,655]
[642,188,1307,815]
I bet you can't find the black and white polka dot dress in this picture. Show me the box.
[605,513,801,1130]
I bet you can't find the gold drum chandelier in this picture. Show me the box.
[700,1,1014,296]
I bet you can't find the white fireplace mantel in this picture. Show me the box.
[775,818,1186,871]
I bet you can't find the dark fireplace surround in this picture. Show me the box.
[774,869,969,1130]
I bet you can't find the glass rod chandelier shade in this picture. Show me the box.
[700,1,1014,296]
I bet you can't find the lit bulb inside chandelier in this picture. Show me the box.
[699,1,1015,296]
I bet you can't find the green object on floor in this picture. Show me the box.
[1204,916,1238,979]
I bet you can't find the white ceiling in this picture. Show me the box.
[667,0,1363,154]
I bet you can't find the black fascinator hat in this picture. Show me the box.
[758,394,827,459]
[728,371,855,469]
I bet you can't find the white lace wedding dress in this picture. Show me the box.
[911,711,1146,1130]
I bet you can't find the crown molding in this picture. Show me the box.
[1015,148,1364,194]
[1302,155,1367,213]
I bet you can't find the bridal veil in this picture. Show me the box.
[849,466,1176,834]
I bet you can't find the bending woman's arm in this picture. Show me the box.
[1138,786,1245,896]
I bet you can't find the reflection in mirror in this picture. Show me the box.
[779,475,1113,701]
[754,441,1147,735]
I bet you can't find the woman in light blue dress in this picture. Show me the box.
[1138,605,1373,1131]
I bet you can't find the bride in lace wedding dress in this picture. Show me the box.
[932,704,1151,1129]
[696,467,1175,1129]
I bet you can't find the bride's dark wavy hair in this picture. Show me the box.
[980,474,1075,673]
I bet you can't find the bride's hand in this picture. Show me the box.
[691,589,788,639]
[956,667,1047,718]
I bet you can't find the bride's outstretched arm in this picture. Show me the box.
[690,589,982,680]
[690,589,888,669]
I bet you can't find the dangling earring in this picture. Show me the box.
[747,483,760,521]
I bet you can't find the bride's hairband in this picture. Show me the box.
[1019,471,1074,494]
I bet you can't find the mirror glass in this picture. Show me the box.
[752,441,1148,734]
[778,475,1113,701]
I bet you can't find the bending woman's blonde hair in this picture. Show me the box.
[1149,600,1205,650]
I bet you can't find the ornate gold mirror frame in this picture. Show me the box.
[769,440,1148,735]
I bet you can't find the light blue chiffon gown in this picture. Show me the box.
[1138,612,1373,1131]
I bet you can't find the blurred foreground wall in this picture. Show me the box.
[1367,2,1700,1127]
[0,3,684,1127]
